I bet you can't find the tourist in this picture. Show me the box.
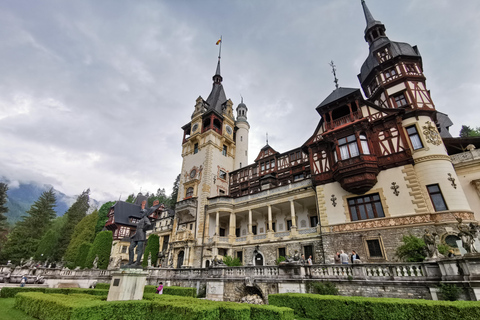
[307,255,313,265]
[339,251,349,264]
[351,250,360,263]
[300,254,305,264]
[20,275,27,287]
[156,282,164,295]
[334,252,340,264]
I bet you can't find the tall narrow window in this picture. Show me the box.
[427,184,448,211]
[406,125,423,150]
[384,67,397,79]
[366,239,384,258]
[222,145,227,156]
[348,193,385,221]
[186,187,194,198]
[287,220,292,231]
[359,134,370,155]
[310,216,318,227]
[194,143,198,154]
[252,225,257,235]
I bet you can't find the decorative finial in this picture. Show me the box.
[266,132,269,145]
[329,60,339,89]
[215,36,222,77]
[241,95,243,103]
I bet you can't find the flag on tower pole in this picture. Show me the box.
[216,38,222,45]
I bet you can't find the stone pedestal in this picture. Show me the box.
[107,268,148,301]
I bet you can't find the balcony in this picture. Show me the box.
[325,110,362,131]
[332,154,379,194]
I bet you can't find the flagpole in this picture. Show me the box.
[218,35,222,60]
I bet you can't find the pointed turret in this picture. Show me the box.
[361,0,387,46]
[206,57,227,114]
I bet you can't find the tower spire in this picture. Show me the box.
[215,36,222,77]
[360,0,387,46]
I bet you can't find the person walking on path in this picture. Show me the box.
[339,251,349,264]
[156,282,163,295]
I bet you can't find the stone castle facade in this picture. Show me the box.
[167,1,480,269]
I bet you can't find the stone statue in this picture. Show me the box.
[126,201,152,267]
[147,252,152,268]
[423,229,442,259]
[456,218,476,254]
[92,255,99,269]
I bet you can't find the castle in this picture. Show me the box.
[162,1,479,268]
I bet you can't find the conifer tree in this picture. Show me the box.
[142,234,160,267]
[54,189,90,261]
[0,188,56,263]
[63,210,98,266]
[85,230,113,269]
[34,216,66,262]
[75,242,92,269]
[170,174,180,209]
[0,183,9,252]
[95,201,115,234]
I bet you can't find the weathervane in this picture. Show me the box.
[329,60,339,89]
[266,132,269,145]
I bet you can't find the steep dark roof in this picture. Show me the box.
[317,87,360,109]
[359,39,421,83]
[112,201,143,226]
[205,59,228,114]
[436,111,453,138]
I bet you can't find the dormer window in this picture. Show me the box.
[384,67,397,80]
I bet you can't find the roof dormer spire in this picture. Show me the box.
[361,0,387,46]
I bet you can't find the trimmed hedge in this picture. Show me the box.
[269,293,480,320]
[94,283,110,290]
[145,285,197,297]
[0,287,109,298]
[14,291,294,320]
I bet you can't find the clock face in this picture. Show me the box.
[190,169,196,178]
[192,123,199,133]
[226,125,232,135]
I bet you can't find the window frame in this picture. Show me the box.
[222,145,227,156]
[347,193,385,221]
[427,184,448,211]
[406,125,424,150]
[393,93,408,107]
[194,143,199,154]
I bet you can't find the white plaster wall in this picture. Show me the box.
[455,168,480,220]
[235,122,249,170]
[415,160,471,211]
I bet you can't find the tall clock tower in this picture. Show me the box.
[171,57,249,268]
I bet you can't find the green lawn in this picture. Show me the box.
[0,298,37,320]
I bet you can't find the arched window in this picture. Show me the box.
[360,134,370,154]
[186,187,194,198]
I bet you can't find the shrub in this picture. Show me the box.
[75,242,92,268]
[250,304,294,320]
[307,281,339,295]
[437,244,451,256]
[269,293,480,320]
[85,230,113,269]
[0,287,46,298]
[275,256,286,265]
[94,283,110,290]
[145,285,197,297]
[142,234,160,267]
[223,255,242,266]
[395,235,426,262]
[438,283,461,301]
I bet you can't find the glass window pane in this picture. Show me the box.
[374,202,385,217]
[338,138,346,145]
[351,207,358,221]
[366,203,375,219]
[349,142,359,157]
[410,135,423,150]
[361,140,370,154]
[427,185,439,193]
[339,145,350,160]
[359,206,367,220]
[431,194,447,211]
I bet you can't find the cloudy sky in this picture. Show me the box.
[0,0,479,203]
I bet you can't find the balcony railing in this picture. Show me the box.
[325,110,362,131]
